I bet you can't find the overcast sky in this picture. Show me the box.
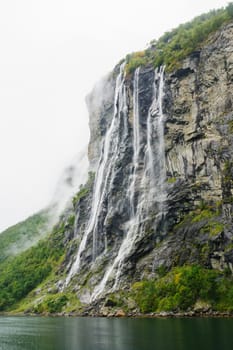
[0,0,229,232]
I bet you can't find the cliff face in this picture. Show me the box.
[58,22,233,307]
[153,23,233,270]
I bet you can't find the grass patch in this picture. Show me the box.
[33,293,69,314]
[175,201,223,238]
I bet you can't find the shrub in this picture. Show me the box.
[226,2,233,18]
[132,281,158,313]
[72,171,95,207]
[125,51,148,75]
[35,294,68,313]
[132,266,221,312]
[124,4,233,74]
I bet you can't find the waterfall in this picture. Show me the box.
[64,63,167,297]
[64,64,126,287]
[146,66,166,215]
[129,67,140,216]
[91,68,140,300]
[91,64,126,260]
[91,65,167,301]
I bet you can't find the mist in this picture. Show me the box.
[3,149,89,258]
[50,148,89,220]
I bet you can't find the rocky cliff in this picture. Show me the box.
[1,10,233,315]
[55,21,233,310]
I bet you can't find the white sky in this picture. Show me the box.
[0,0,229,232]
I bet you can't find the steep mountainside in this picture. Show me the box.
[60,20,233,312]
[1,5,233,315]
[0,210,50,263]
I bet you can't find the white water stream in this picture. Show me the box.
[64,64,167,298]
[91,66,167,300]
[64,64,125,287]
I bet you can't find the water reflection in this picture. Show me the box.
[0,316,233,350]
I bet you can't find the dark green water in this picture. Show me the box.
[0,316,233,350]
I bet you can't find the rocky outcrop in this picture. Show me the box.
[55,22,233,308]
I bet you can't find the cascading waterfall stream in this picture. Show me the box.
[91,68,141,300]
[129,67,140,217]
[122,85,128,142]
[156,66,167,214]
[114,65,167,288]
[146,66,166,215]
[91,65,167,301]
[91,65,127,260]
[64,64,125,287]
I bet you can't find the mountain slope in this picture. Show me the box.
[0,210,50,263]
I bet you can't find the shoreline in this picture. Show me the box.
[1,310,233,318]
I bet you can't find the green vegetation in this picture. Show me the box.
[33,294,68,314]
[132,265,233,312]
[125,3,233,74]
[167,177,177,184]
[222,161,233,204]
[72,186,89,206]
[0,220,66,311]
[228,120,233,133]
[174,201,223,237]
[0,210,50,263]
[0,171,96,313]
[67,214,75,227]
[125,51,148,75]
[191,208,217,223]
[30,291,83,314]
[72,171,95,207]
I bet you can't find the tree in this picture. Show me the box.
[226,2,233,18]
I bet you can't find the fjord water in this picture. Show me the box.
[1,317,233,350]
